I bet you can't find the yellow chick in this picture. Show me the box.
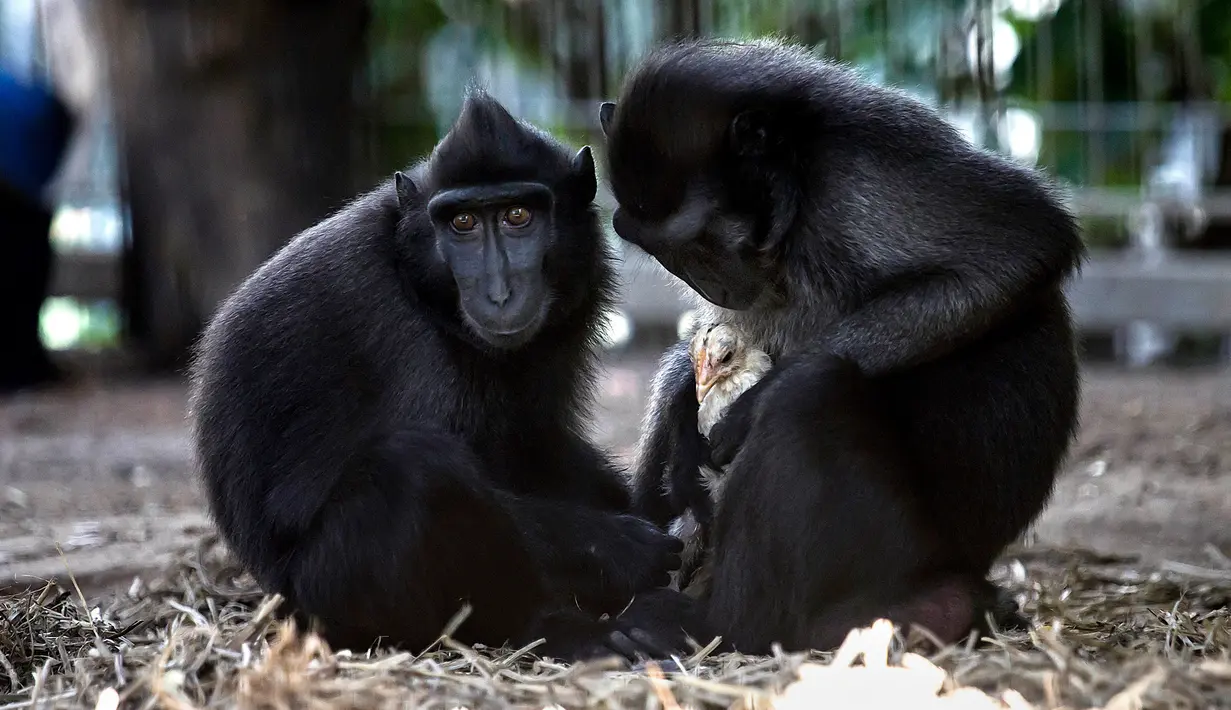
[691,322,774,442]
[668,322,772,595]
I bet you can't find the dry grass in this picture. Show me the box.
[2,536,1229,709]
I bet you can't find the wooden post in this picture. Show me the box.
[94,0,370,371]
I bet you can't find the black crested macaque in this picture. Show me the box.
[189,89,711,661]
[599,38,1084,653]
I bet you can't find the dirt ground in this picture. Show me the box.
[2,349,1231,597]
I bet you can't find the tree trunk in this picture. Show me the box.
[95,0,370,372]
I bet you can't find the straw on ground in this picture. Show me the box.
[1,535,1229,709]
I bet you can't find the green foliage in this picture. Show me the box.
[361,0,1231,195]
[1006,0,1231,187]
[363,0,450,176]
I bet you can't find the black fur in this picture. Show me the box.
[632,339,714,532]
[189,89,708,661]
[601,39,1084,653]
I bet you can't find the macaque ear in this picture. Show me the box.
[730,109,773,158]
[394,171,419,209]
[598,102,617,137]
[570,146,598,203]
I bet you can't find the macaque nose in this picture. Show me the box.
[487,283,511,307]
[611,208,631,241]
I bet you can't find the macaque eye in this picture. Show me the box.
[451,212,478,232]
[504,206,533,228]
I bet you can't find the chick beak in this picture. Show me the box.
[695,353,717,403]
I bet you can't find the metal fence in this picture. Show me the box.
[351,0,1231,363]
[23,0,1231,364]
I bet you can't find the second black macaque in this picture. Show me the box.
[601,38,1084,653]
[189,89,711,662]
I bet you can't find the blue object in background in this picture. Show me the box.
[0,66,73,205]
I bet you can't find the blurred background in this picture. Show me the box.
[1,0,1230,595]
